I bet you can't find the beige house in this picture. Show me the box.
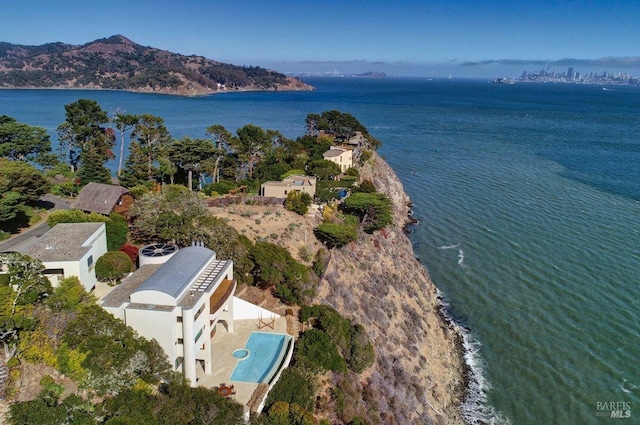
[323,146,353,173]
[260,175,317,198]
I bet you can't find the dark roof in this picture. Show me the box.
[133,246,216,299]
[72,182,130,215]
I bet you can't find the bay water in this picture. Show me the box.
[2,78,639,424]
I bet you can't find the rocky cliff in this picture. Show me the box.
[316,153,467,424]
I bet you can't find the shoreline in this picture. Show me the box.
[0,82,314,98]
[316,152,469,424]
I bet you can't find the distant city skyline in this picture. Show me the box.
[2,0,640,78]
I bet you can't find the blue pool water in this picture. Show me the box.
[230,332,291,383]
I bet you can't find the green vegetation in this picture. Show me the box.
[341,192,393,233]
[249,241,314,305]
[57,99,114,182]
[300,305,375,373]
[284,191,312,215]
[0,35,294,94]
[47,210,129,251]
[0,158,51,232]
[314,222,358,248]
[95,251,133,285]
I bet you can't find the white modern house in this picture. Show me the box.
[19,222,107,290]
[101,245,236,386]
[323,146,353,173]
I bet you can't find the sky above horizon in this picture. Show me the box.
[2,0,640,78]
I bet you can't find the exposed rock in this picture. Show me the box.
[315,153,466,424]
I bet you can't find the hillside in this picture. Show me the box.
[0,35,312,96]
[210,154,467,424]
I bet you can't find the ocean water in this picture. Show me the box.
[2,78,639,424]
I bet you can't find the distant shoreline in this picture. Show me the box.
[0,84,314,97]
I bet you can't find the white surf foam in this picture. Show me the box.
[436,291,511,425]
[438,243,460,250]
[457,249,465,267]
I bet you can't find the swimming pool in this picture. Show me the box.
[230,332,292,383]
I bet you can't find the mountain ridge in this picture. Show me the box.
[0,35,313,96]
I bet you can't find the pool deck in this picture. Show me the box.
[196,317,288,408]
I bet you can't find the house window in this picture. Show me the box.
[194,327,203,343]
[194,304,205,322]
[175,356,184,369]
[177,338,184,345]
[87,255,93,271]
[176,316,183,323]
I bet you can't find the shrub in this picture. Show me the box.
[355,179,376,193]
[265,368,316,412]
[284,191,312,216]
[95,251,132,285]
[119,244,139,265]
[314,222,357,248]
[203,180,237,196]
[297,329,347,373]
[344,167,359,177]
[341,192,392,233]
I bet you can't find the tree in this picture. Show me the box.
[307,159,341,180]
[46,210,128,251]
[168,137,216,190]
[131,114,171,179]
[113,112,139,176]
[129,186,210,245]
[205,124,234,183]
[0,253,53,315]
[46,276,93,312]
[0,116,54,166]
[232,124,270,179]
[57,99,112,172]
[248,241,314,304]
[284,191,312,215]
[95,251,132,285]
[314,222,358,248]
[120,141,152,188]
[0,159,50,227]
[341,192,392,233]
[76,142,113,185]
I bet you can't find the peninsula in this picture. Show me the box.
[0,35,313,96]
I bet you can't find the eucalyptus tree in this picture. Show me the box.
[205,124,235,183]
[112,112,139,176]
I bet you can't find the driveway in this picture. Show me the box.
[0,194,71,253]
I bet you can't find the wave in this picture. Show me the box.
[457,249,465,267]
[436,290,511,425]
[438,243,460,250]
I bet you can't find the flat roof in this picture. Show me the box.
[21,222,104,262]
[101,264,163,308]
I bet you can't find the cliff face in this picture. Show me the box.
[316,153,466,424]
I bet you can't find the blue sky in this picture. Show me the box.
[2,0,640,78]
